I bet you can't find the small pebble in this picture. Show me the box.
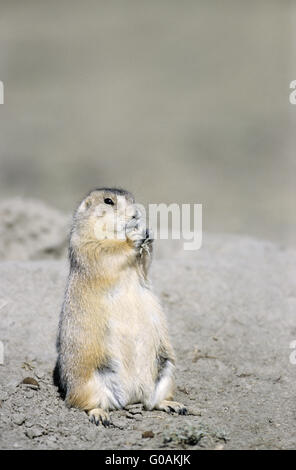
[12,414,26,426]
[135,414,142,421]
[126,403,143,409]
[25,426,44,439]
[21,377,40,389]
[188,408,202,416]
[125,412,142,420]
[24,421,34,428]
[142,430,154,439]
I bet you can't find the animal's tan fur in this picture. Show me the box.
[56,188,186,425]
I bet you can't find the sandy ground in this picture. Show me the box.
[0,200,295,450]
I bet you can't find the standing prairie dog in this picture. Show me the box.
[57,188,186,425]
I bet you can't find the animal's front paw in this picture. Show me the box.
[156,400,187,415]
[88,408,111,426]
[126,220,152,249]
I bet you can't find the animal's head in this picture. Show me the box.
[72,188,141,244]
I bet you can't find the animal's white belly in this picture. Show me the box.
[102,284,162,406]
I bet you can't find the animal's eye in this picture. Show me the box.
[104,198,114,206]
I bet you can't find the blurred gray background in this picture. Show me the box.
[0,0,295,245]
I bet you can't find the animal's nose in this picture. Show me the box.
[126,204,142,220]
[127,206,140,219]
[132,208,141,219]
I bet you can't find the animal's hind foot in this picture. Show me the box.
[155,400,187,415]
[88,408,111,426]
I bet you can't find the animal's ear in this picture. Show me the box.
[78,197,92,212]
[84,197,92,209]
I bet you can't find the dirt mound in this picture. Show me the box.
[0,198,70,261]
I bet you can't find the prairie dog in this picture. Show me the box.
[56,188,186,425]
